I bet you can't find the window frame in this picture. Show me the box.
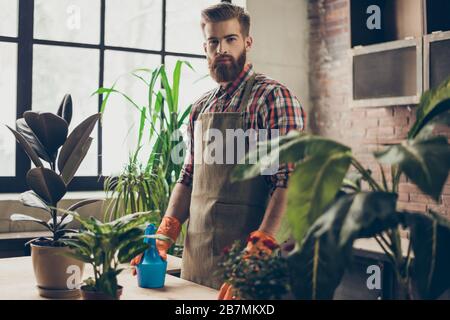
[0,0,233,193]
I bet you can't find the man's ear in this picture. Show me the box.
[203,42,207,54]
[245,36,253,52]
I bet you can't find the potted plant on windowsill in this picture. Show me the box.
[232,77,450,299]
[6,94,101,298]
[63,211,158,300]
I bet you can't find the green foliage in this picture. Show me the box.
[218,241,290,300]
[233,76,450,299]
[94,60,197,221]
[64,211,156,298]
[7,94,101,245]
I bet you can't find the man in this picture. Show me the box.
[131,3,305,299]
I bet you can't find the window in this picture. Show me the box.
[0,0,245,193]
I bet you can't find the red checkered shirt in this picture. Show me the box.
[177,63,306,194]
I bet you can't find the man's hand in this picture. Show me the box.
[130,216,181,276]
[217,230,277,300]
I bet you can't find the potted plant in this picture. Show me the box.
[232,77,450,299]
[63,211,157,300]
[6,94,101,298]
[217,241,290,300]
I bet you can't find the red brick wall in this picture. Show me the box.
[307,0,450,218]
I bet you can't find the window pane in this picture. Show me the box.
[165,56,216,116]
[166,0,218,55]
[0,0,18,37]
[105,0,162,50]
[0,43,17,176]
[32,45,99,176]
[102,50,161,176]
[34,0,100,44]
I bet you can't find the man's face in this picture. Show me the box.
[203,18,252,83]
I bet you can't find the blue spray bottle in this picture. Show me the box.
[136,223,167,288]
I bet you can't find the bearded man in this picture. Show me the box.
[132,2,306,299]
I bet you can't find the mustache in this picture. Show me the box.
[213,55,235,66]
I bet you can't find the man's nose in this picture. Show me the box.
[217,40,229,55]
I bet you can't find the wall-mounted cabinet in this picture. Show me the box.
[424,31,450,90]
[350,0,450,108]
[352,39,422,108]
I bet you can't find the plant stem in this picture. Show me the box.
[351,158,384,192]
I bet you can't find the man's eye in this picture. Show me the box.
[208,40,218,46]
[227,38,236,42]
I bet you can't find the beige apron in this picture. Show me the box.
[181,74,271,289]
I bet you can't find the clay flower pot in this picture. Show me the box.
[31,243,84,299]
[80,285,123,300]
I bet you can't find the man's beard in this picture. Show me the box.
[208,50,246,83]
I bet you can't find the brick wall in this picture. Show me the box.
[307,0,450,218]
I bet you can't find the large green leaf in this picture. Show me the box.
[232,132,351,182]
[19,190,50,213]
[375,136,450,201]
[118,240,148,264]
[58,113,100,181]
[26,167,67,205]
[23,111,68,156]
[335,192,398,248]
[402,211,450,299]
[6,125,43,167]
[287,151,352,244]
[287,233,349,300]
[57,94,73,126]
[408,76,450,139]
[60,137,93,184]
[15,118,53,162]
[288,192,399,299]
[10,213,51,230]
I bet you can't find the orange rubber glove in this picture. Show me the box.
[131,216,181,276]
[217,230,277,300]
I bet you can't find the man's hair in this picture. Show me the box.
[201,3,250,37]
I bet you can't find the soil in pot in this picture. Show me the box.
[31,241,84,298]
[80,285,123,300]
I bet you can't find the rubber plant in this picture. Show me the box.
[232,76,450,300]
[63,211,161,299]
[7,94,101,245]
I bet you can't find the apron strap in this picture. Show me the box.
[237,73,257,115]
[199,73,257,115]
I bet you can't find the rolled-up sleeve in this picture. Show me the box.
[263,86,306,192]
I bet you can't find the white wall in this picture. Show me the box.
[246,0,310,116]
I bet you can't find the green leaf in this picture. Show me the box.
[23,111,68,156]
[58,113,100,183]
[287,151,352,244]
[402,210,450,299]
[19,190,50,213]
[6,125,44,167]
[118,241,148,264]
[66,198,102,212]
[160,67,174,113]
[15,118,54,162]
[408,76,450,139]
[26,167,67,205]
[10,213,51,230]
[375,136,450,201]
[57,94,73,126]
[335,192,398,248]
[231,132,351,182]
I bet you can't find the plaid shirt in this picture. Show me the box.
[177,63,306,193]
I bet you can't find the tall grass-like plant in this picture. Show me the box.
[232,76,450,300]
[94,61,195,221]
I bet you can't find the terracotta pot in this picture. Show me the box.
[80,285,123,300]
[31,243,85,298]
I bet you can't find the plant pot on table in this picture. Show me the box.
[80,285,123,300]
